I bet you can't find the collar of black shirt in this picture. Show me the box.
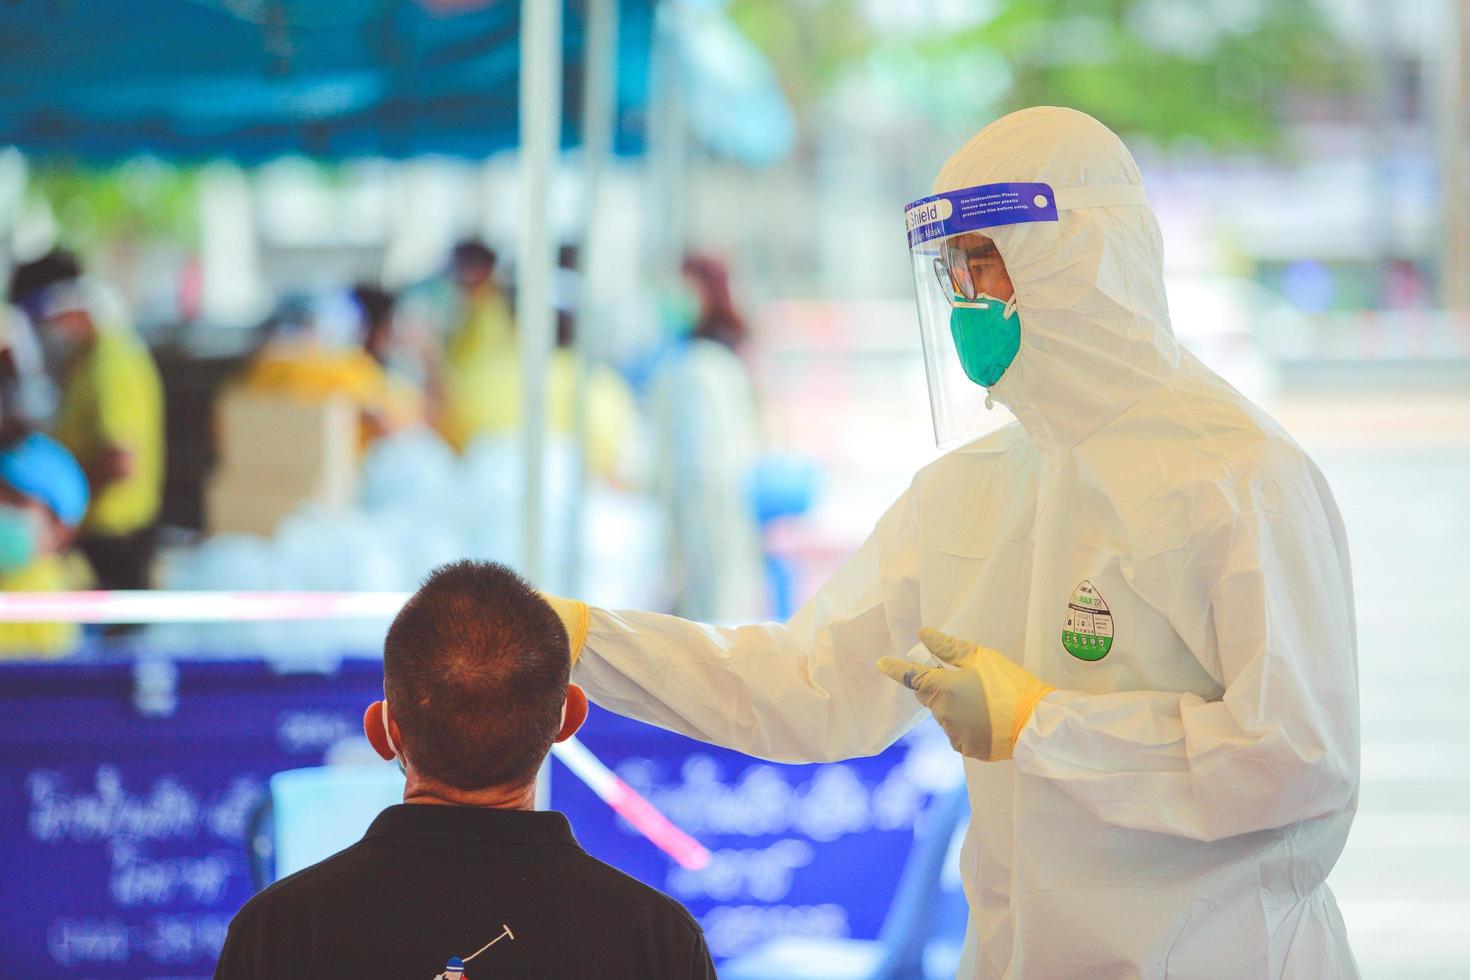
[364,804,581,847]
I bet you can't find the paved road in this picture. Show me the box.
[1307,433,1470,978]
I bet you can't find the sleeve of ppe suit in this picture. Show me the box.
[573,483,930,763]
[1013,508,1359,842]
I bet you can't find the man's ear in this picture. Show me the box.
[363,700,396,761]
[555,684,588,743]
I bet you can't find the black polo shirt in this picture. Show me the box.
[216,804,716,979]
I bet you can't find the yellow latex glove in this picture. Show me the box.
[877,627,1055,762]
[542,593,589,664]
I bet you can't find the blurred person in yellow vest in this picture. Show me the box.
[239,288,423,445]
[21,261,165,593]
[356,284,407,375]
[450,240,516,349]
[434,245,644,484]
[0,432,91,658]
[352,283,436,439]
[434,240,520,451]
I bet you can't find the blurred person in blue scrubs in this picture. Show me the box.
[0,432,90,658]
[649,255,766,622]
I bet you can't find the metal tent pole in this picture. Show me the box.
[565,0,619,595]
[1438,0,1470,311]
[518,0,563,586]
[647,0,687,278]
[519,0,564,813]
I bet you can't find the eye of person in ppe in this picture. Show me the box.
[932,233,1021,388]
[936,234,1012,302]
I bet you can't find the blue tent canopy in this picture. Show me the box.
[0,0,653,163]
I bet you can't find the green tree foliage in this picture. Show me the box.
[730,0,1362,150]
[27,158,200,252]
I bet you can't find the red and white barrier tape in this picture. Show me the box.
[0,589,712,870]
[553,739,710,870]
[0,590,412,622]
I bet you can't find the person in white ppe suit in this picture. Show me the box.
[547,107,1360,977]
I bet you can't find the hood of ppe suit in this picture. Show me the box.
[933,107,1181,454]
[571,107,1359,979]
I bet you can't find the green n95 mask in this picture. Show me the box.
[950,293,1020,388]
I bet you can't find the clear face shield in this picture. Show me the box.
[905,182,1060,449]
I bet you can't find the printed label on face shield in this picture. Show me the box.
[1062,580,1113,661]
[905,182,1059,249]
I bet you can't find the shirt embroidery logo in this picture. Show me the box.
[434,924,514,979]
[1062,580,1113,661]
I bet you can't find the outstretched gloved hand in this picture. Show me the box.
[877,627,1054,762]
[541,593,589,663]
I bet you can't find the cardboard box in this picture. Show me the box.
[204,477,313,537]
[208,460,355,509]
[207,388,360,536]
[215,388,357,474]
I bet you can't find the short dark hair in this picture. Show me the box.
[8,248,82,312]
[451,240,497,273]
[681,253,748,350]
[351,283,396,330]
[384,561,570,790]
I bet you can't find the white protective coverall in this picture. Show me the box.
[574,107,1360,978]
[650,336,767,623]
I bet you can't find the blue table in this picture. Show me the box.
[0,657,951,976]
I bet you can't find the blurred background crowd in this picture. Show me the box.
[2,0,1463,658]
[1,233,773,655]
[2,0,1468,975]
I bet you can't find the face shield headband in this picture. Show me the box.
[904,181,1149,448]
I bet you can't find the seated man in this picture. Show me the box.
[216,561,715,979]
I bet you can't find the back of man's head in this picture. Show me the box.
[384,561,569,791]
